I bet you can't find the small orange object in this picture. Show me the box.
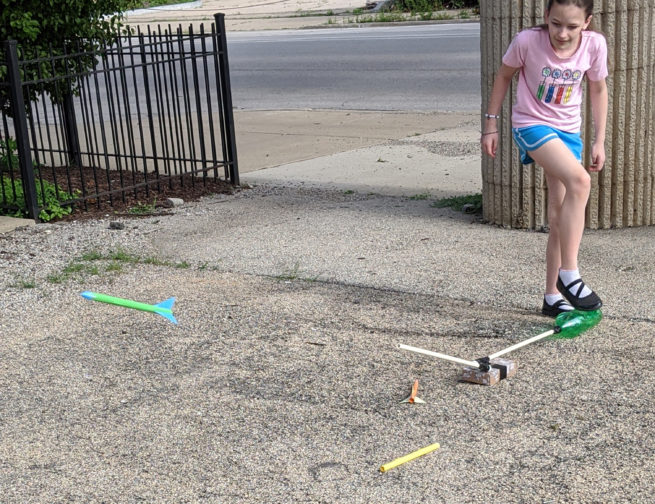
[400,379,425,404]
[408,379,419,403]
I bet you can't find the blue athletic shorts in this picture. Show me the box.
[512,125,583,165]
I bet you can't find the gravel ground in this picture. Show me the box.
[1,185,654,502]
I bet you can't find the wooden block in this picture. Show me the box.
[460,358,517,386]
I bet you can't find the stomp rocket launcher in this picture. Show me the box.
[400,310,602,385]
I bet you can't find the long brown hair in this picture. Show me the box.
[546,0,593,19]
[537,0,595,30]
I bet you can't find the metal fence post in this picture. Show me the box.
[4,40,39,221]
[63,92,83,168]
[214,13,239,186]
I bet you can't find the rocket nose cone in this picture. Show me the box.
[81,291,94,300]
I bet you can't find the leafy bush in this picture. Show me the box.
[431,193,482,214]
[1,174,77,221]
[0,0,135,115]
[393,0,479,12]
[1,138,77,221]
[0,137,19,169]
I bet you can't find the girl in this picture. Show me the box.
[481,0,608,317]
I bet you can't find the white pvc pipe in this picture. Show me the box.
[399,344,479,368]
[488,329,555,360]
[401,327,557,370]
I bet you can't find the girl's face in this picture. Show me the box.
[545,2,592,54]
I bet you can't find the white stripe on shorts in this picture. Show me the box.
[516,130,558,150]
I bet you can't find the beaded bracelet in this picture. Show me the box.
[485,113,500,119]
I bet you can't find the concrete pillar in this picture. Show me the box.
[481,0,655,229]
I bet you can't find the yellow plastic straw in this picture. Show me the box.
[379,442,440,472]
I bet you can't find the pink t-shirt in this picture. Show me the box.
[502,27,608,132]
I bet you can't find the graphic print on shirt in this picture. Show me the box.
[556,69,569,104]
[537,67,551,100]
[537,67,582,104]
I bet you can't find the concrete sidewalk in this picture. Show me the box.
[237,109,480,197]
[123,0,372,33]
[0,216,34,234]
[121,0,477,32]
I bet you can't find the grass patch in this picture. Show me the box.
[275,263,302,281]
[431,193,482,214]
[80,251,104,261]
[63,263,86,274]
[274,263,319,282]
[46,273,68,284]
[44,247,200,285]
[127,200,157,215]
[142,256,169,266]
[349,11,407,23]
[47,261,101,284]
[10,278,36,289]
[104,262,124,273]
[109,249,140,263]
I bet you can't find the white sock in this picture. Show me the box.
[559,268,592,297]
[544,293,574,310]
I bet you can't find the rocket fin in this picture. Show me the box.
[155,297,177,324]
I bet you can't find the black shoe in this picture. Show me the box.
[556,277,603,311]
[541,297,574,317]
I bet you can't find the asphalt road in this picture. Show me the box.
[31,23,480,127]
[227,23,482,111]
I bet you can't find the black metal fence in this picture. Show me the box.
[0,13,238,221]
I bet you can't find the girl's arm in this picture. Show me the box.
[588,78,608,172]
[481,63,519,158]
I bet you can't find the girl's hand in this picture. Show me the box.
[481,131,499,158]
[589,141,605,172]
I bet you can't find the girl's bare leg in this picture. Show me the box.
[545,174,566,294]
[528,139,590,270]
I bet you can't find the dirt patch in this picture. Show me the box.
[38,165,238,221]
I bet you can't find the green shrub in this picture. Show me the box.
[0,0,134,115]
[431,193,482,214]
[393,0,478,13]
[1,138,77,221]
[1,174,77,221]
[0,138,19,170]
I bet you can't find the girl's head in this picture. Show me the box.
[544,0,594,53]
[546,0,593,19]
